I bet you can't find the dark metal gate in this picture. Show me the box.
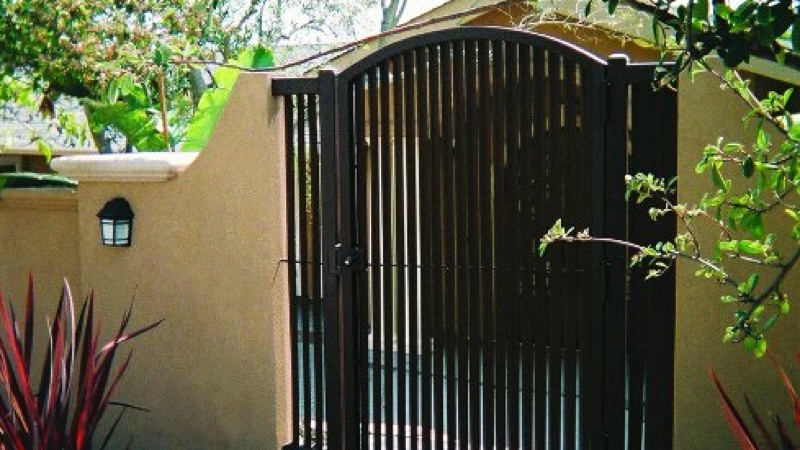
[276,26,677,450]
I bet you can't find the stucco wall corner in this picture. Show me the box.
[63,71,291,448]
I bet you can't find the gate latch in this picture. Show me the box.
[334,244,365,271]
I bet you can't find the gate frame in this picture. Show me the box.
[275,25,677,450]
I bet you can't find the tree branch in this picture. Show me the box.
[174,0,527,73]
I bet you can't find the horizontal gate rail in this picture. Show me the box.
[273,77,320,96]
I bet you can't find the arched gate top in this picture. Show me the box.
[336,25,609,81]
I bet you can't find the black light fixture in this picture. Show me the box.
[97,198,134,247]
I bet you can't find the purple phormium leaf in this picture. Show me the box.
[0,289,38,426]
[90,306,133,431]
[768,353,798,400]
[773,415,796,450]
[99,407,126,450]
[36,321,55,415]
[73,326,101,449]
[98,319,164,355]
[0,400,26,449]
[62,279,77,409]
[743,394,779,450]
[58,297,85,442]
[767,352,800,429]
[71,291,96,441]
[98,302,134,358]
[92,352,133,435]
[0,278,158,449]
[23,273,34,374]
[63,298,87,414]
[797,353,800,427]
[43,312,66,431]
[0,342,28,431]
[0,306,35,438]
[107,401,149,412]
[0,335,14,410]
[711,369,758,450]
[37,287,67,419]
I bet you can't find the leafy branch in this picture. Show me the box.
[538,0,800,357]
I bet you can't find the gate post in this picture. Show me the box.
[600,54,630,449]
[319,69,344,450]
[628,73,678,448]
[319,68,360,450]
[332,72,360,450]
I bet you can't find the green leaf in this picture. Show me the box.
[250,47,274,69]
[722,142,743,153]
[183,70,239,150]
[606,0,619,14]
[717,240,739,252]
[723,326,738,343]
[737,240,766,255]
[789,121,800,141]
[742,156,755,178]
[714,3,732,20]
[36,139,52,163]
[741,211,764,238]
[86,101,168,151]
[236,46,275,69]
[761,313,779,333]
[755,338,767,357]
[792,17,800,53]
[755,128,770,150]
[743,336,767,357]
[738,273,760,296]
[696,157,709,173]
[153,44,172,67]
[0,172,77,188]
[711,164,727,191]
[183,46,275,151]
[692,0,709,21]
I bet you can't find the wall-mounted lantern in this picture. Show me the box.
[97,198,134,247]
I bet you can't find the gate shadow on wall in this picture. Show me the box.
[275,26,677,450]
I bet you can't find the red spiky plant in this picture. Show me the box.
[0,275,161,449]
[712,352,800,449]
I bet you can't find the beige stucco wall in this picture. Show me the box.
[0,189,81,307]
[52,73,290,448]
[675,68,800,448]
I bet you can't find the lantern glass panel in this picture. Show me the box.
[114,221,130,242]
[101,219,115,245]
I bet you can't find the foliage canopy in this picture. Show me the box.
[541,0,800,356]
[0,0,375,154]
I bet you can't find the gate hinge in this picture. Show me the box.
[334,244,365,271]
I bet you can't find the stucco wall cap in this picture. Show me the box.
[51,152,199,182]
